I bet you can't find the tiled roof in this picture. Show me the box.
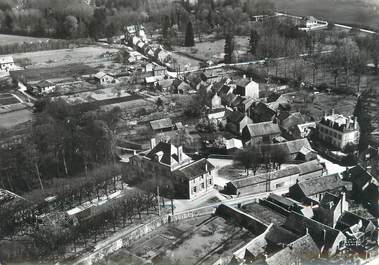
[174,158,215,180]
[283,211,345,251]
[242,203,287,226]
[281,112,307,130]
[265,234,319,265]
[229,166,300,189]
[345,165,373,188]
[296,174,345,197]
[335,211,375,234]
[265,139,312,156]
[296,160,323,176]
[94,71,107,79]
[226,110,245,123]
[150,118,173,131]
[252,102,276,122]
[245,121,281,138]
[236,78,253,87]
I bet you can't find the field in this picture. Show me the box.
[275,0,379,30]
[174,36,249,63]
[0,34,50,46]
[11,46,119,68]
[0,109,32,129]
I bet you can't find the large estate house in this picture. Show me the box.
[317,111,359,150]
[125,139,215,200]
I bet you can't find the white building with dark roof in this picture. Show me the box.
[0,56,15,72]
[125,140,215,200]
[317,110,359,150]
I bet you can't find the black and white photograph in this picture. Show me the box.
[0,0,378,264]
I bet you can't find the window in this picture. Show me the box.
[275,182,285,189]
[338,134,342,140]
[201,183,205,189]
[209,179,212,185]
[193,186,197,193]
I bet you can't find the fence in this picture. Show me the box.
[66,206,216,265]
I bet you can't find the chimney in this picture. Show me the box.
[150,138,156,149]
[305,227,309,235]
[177,146,183,163]
[323,229,326,244]
[340,192,347,213]
[346,116,351,129]
[243,74,246,79]
[331,108,335,116]
[205,160,208,172]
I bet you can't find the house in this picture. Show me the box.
[296,159,324,181]
[125,24,146,41]
[242,121,281,145]
[224,138,243,152]
[344,165,375,195]
[94,71,118,85]
[335,211,376,248]
[154,78,174,91]
[261,138,316,161]
[292,122,317,139]
[224,166,301,196]
[265,234,319,265]
[283,211,347,256]
[288,173,349,203]
[313,192,348,228]
[237,97,256,115]
[207,108,226,125]
[278,112,308,139]
[208,93,222,109]
[234,78,259,99]
[225,110,253,135]
[153,65,167,76]
[317,110,359,150]
[29,80,56,95]
[219,85,234,105]
[250,102,276,123]
[0,56,15,72]
[126,140,215,199]
[150,118,174,132]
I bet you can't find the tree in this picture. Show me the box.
[63,15,78,38]
[184,21,195,47]
[224,33,234,64]
[233,148,261,176]
[249,29,260,55]
[156,97,164,109]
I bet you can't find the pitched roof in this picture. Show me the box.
[295,174,346,197]
[224,138,243,150]
[265,234,319,265]
[245,121,281,138]
[236,78,253,87]
[230,95,244,108]
[219,84,233,95]
[335,211,376,234]
[35,80,55,88]
[242,203,287,226]
[266,139,312,156]
[296,160,323,176]
[252,102,276,122]
[94,71,108,79]
[319,192,341,210]
[229,166,300,190]
[174,158,215,180]
[226,110,245,123]
[266,193,298,210]
[281,112,307,130]
[283,211,345,251]
[345,165,373,188]
[150,118,173,131]
[145,141,191,166]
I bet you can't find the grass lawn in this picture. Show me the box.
[173,36,249,62]
[0,34,51,46]
[275,0,379,30]
[0,109,32,129]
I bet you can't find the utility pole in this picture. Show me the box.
[157,186,161,216]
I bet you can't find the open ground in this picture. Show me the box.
[0,34,51,46]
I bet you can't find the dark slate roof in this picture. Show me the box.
[296,160,324,176]
[320,192,340,210]
[229,166,300,190]
[283,211,345,251]
[236,78,252,87]
[245,121,281,138]
[230,95,244,108]
[252,102,276,122]
[219,84,233,95]
[145,141,190,166]
[335,211,376,234]
[265,234,319,265]
[345,165,373,188]
[267,194,298,210]
[226,110,245,123]
[150,118,173,131]
[175,158,215,180]
[296,174,346,197]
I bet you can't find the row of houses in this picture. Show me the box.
[216,175,376,264]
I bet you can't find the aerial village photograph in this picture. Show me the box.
[0,0,378,265]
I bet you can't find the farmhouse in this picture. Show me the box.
[0,56,15,72]
[234,78,259,99]
[126,140,215,200]
[224,166,301,196]
[226,110,253,135]
[150,118,174,132]
[242,121,281,145]
[261,138,316,161]
[29,80,56,95]
[94,71,118,85]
